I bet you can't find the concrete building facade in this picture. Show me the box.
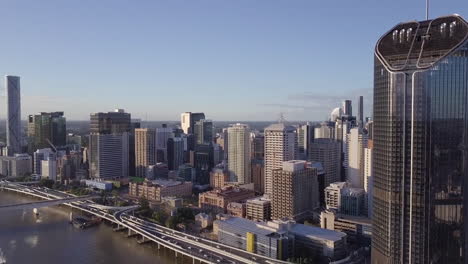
[227,123,251,184]
[264,123,296,197]
[271,160,319,220]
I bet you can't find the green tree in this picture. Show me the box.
[137,197,151,217]
[38,179,54,188]
[152,211,168,225]
[165,216,180,229]
[177,207,194,221]
[139,197,150,210]
[111,189,119,198]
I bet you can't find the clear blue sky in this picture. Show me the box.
[1,0,467,121]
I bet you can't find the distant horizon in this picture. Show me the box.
[12,119,325,123]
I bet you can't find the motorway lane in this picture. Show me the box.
[2,182,285,264]
[120,215,280,264]
[115,210,240,264]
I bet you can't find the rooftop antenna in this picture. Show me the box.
[145,112,148,128]
[426,0,429,20]
[278,112,286,124]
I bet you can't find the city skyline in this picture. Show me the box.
[1,1,467,121]
[1,2,468,264]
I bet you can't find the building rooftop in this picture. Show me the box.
[309,161,325,175]
[289,222,347,242]
[282,160,307,172]
[152,179,185,188]
[218,216,346,242]
[337,214,372,225]
[246,196,271,205]
[341,187,365,196]
[264,123,296,132]
[202,186,254,198]
[326,182,349,189]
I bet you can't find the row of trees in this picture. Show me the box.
[137,198,195,230]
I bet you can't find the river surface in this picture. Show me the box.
[0,190,183,264]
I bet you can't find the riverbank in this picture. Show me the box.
[0,190,184,264]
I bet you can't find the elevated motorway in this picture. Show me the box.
[1,181,290,264]
[0,195,99,212]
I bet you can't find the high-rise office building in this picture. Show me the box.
[250,132,264,160]
[135,128,156,177]
[346,128,367,189]
[167,137,184,171]
[330,107,342,122]
[325,182,349,211]
[372,15,468,263]
[89,109,132,179]
[340,187,365,216]
[251,159,264,194]
[191,143,214,184]
[6,75,21,155]
[342,100,352,116]
[271,160,318,220]
[33,148,55,175]
[264,123,296,196]
[41,158,57,181]
[156,124,173,162]
[28,112,66,151]
[90,109,131,134]
[227,123,251,184]
[129,119,141,177]
[314,121,335,140]
[181,112,191,134]
[297,122,313,160]
[194,119,213,145]
[88,133,129,179]
[357,96,364,128]
[309,138,342,189]
[180,112,205,134]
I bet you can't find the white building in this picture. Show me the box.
[227,123,251,184]
[325,182,349,210]
[33,148,55,175]
[41,159,57,181]
[330,107,342,122]
[264,123,296,196]
[363,141,373,218]
[180,112,191,134]
[346,128,368,188]
[314,122,335,140]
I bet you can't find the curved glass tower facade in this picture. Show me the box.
[372,15,468,263]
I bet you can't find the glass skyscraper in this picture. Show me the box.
[5,75,21,155]
[372,15,468,263]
